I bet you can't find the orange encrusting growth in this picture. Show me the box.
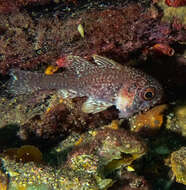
[3,145,43,163]
[16,145,43,163]
[0,182,7,190]
[130,104,167,132]
[0,170,8,190]
[152,43,175,56]
[45,65,59,75]
[107,120,119,130]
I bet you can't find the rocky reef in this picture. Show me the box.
[0,0,186,189]
[0,125,148,190]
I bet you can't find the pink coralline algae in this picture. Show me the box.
[0,3,185,73]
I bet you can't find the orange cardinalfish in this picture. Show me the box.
[7,55,163,118]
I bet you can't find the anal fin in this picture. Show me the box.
[81,97,113,114]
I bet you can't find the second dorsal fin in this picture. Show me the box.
[92,55,123,70]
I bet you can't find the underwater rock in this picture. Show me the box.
[0,121,147,190]
[1,154,102,190]
[157,0,186,25]
[0,0,50,14]
[20,96,117,140]
[170,146,186,185]
[0,0,185,189]
[66,124,147,174]
[166,102,186,137]
[0,92,55,129]
[0,156,57,190]
[0,2,185,73]
[0,90,118,142]
[108,171,151,190]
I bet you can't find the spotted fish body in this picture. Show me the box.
[8,55,163,118]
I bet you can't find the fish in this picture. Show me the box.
[7,55,163,118]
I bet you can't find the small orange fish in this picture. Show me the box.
[8,55,163,118]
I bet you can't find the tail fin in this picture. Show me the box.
[6,69,41,95]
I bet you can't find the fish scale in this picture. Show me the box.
[79,69,124,100]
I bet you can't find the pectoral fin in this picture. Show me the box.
[82,97,112,114]
[57,89,79,99]
[92,55,123,70]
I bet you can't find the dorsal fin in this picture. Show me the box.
[92,55,122,70]
[65,55,94,77]
[63,55,122,77]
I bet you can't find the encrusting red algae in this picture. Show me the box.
[8,55,163,118]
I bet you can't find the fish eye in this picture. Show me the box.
[142,87,156,101]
